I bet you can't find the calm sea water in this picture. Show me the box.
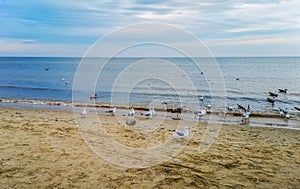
[0,57,299,113]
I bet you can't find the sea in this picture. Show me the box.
[0,57,300,114]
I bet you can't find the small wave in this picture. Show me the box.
[0,85,72,92]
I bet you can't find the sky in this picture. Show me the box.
[0,0,300,57]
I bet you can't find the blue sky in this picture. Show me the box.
[0,0,300,57]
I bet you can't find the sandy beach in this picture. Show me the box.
[1,106,300,188]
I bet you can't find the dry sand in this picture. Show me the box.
[0,107,300,188]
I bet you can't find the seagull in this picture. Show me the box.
[269,92,278,97]
[207,104,212,109]
[278,107,285,115]
[279,107,290,119]
[173,127,189,137]
[267,97,275,104]
[285,113,291,119]
[80,108,87,118]
[241,104,251,124]
[106,107,116,115]
[278,89,288,93]
[90,94,98,99]
[237,104,247,112]
[150,108,156,116]
[198,96,204,101]
[227,105,234,111]
[65,81,70,85]
[194,109,207,121]
[246,105,251,112]
[127,108,135,116]
[294,107,300,111]
[141,108,155,118]
[161,100,168,105]
[242,111,250,118]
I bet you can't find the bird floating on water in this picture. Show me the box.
[173,127,189,137]
[90,94,98,99]
[267,97,275,104]
[278,89,288,93]
[268,92,278,97]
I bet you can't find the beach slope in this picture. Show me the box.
[0,107,299,188]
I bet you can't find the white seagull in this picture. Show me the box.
[194,109,207,121]
[80,108,87,118]
[241,105,251,123]
[173,127,189,137]
[279,107,290,119]
[106,107,116,115]
[141,108,155,118]
[127,108,135,116]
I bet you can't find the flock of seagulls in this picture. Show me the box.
[267,89,288,104]
[265,88,300,120]
[78,86,298,137]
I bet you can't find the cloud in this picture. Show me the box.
[1,0,300,56]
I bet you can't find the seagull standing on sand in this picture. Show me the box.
[141,108,155,118]
[106,107,116,115]
[173,127,189,137]
[80,108,87,118]
[127,108,135,116]
[194,109,207,121]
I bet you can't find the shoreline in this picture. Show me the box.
[1,98,300,130]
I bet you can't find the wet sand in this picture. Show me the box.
[0,107,300,188]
